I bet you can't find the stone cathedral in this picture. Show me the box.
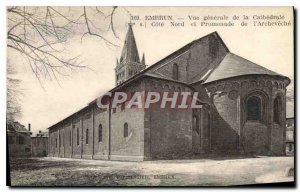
[48,24,290,161]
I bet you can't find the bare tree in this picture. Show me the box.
[7,64,22,123]
[7,6,129,84]
[7,6,131,120]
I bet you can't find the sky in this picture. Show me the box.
[7,7,294,134]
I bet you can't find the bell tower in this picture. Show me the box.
[115,24,146,86]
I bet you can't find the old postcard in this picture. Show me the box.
[7,6,294,186]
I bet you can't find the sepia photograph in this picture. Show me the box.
[6,6,294,187]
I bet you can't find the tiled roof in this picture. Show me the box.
[204,53,281,83]
[7,121,30,133]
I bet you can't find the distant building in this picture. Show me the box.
[286,117,294,155]
[7,122,32,157]
[286,117,294,128]
[31,130,49,157]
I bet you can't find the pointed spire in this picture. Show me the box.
[141,53,145,65]
[120,24,140,64]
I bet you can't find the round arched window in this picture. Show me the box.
[273,96,282,125]
[124,123,128,138]
[247,96,261,121]
[193,115,200,134]
[98,124,102,142]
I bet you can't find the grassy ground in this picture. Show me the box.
[8,156,294,186]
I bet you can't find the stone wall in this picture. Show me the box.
[110,81,145,161]
[48,80,145,161]
[204,75,288,155]
[48,107,103,159]
[31,137,48,157]
[143,77,194,159]
[81,111,93,159]
[191,82,214,154]
[71,118,82,158]
[93,108,109,160]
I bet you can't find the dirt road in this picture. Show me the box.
[8,156,294,186]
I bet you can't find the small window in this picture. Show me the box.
[77,128,79,146]
[274,96,282,124]
[70,130,72,146]
[55,138,58,148]
[247,96,261,121]
[86,128,89,144]
[18,136,24,144]
[193,115,200,134]
[98,124,102,142]
[124,123,128,137]
[59,134,61,147]
[173,63,179,80]
[288,144,293,152]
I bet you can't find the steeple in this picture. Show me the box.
[119,24,140,64]
[141,53,145,65]
[115,24,146,86]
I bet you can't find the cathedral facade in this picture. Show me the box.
[48,25,290,161]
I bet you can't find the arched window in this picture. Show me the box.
[98,124,102,142]
[124,123,128,138]
[76,128,79,146]
[247,96,261,121]
[274,96,282,124]
[59,134,61,147]
[70,130,71,146]
[86,128,89,144]
[173,63,179,80]
[193,115,200,134]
